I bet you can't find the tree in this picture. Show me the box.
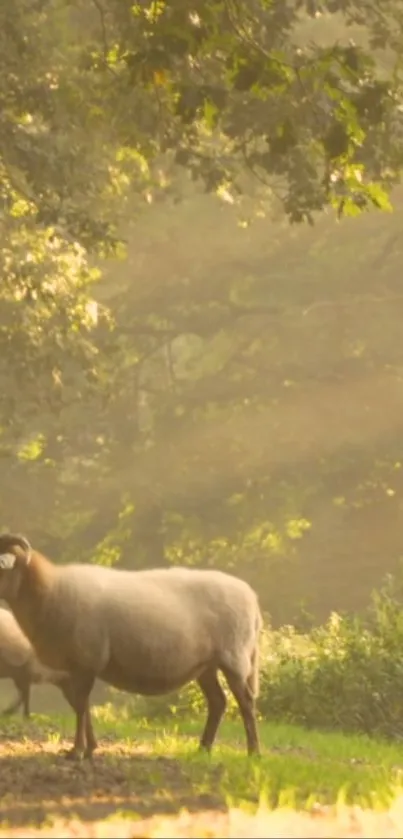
[3,1,403,238]
[87,0,403,222]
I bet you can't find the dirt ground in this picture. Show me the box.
[0,731,402,838]
[0,735,225,826]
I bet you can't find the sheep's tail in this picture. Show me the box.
[246,602,263,699]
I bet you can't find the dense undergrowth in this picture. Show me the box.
[125,569,403,739]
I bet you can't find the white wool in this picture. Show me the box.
[9,560,261,697]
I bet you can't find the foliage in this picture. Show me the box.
[258,569,403,738]
[0,0,149,249]
[95,0,403,222]
[3,0,403,236]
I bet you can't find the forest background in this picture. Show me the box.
[3,0,403,629]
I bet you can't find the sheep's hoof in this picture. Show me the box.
[198,743,213,755]
[61,747,85,762]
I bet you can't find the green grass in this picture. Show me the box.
[0,711,402,838]
[0,702,402,839]
[11,703,403,815]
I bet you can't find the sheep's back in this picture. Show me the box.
[59,564,259,635]
[34,564,260,679]
[63,563,258,622]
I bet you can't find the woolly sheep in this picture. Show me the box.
[0,533,262,760]
[0,607,67,718]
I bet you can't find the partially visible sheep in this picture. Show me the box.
[0,607,67,718]
[0,533,262,760]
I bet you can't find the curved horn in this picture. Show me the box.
[0,533,32,563]
[11,534,32,553]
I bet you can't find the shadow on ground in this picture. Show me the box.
[0,736,227,828]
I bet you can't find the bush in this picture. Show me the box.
[259,570,403,738]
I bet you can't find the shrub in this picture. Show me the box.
[259,570,403,738]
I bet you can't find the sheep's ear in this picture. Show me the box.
[0,553,17,570]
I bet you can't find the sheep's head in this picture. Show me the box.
[0,533,32,601]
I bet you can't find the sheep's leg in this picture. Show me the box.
[20,682,30,718]
[72,702,88,759]
[84,705,98,759]
[221,668,260,756]
[197,669,227,753]
[59,675,95,761]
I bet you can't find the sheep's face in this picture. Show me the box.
[0,558,23,601]
[0,533,31,602]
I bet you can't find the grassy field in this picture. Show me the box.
[0,705,403,837]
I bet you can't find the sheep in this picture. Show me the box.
[0,607,67,718]
[0,532,262,760]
